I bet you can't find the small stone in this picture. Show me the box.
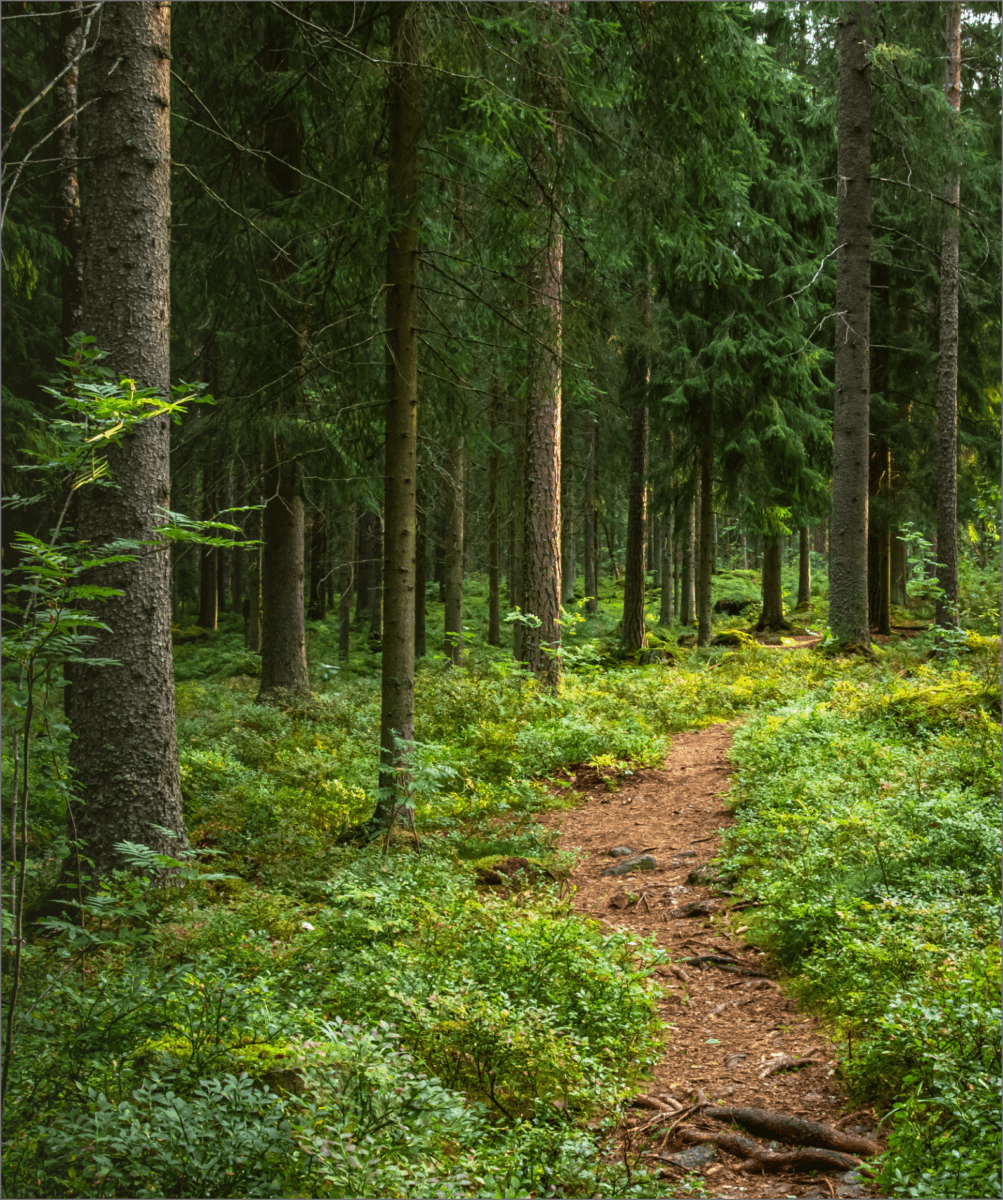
[602,854,657,877]
[608,846,635,857]
[671,850,699,860]
[670,899,717,918]
[659,1143,717,1170]
[608,890,636,909]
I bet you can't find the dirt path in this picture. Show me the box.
[543,724,882,1200]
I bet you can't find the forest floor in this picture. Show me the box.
[544,724,881,1200]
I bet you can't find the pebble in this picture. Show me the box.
[602,854,657,877]
[608,846,635,857]
[658,1143,717,1169]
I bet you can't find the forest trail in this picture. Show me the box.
[543,725,883,1200]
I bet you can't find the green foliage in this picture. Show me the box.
[720,656,1001,1198]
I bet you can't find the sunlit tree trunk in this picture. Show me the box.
[935,0,962,630]
[829,1,872,649]
[378,1,420,816]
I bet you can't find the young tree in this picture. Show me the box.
[829,1,873,649]
[68,0,187,876]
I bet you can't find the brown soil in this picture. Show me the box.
[542,724,883,1199]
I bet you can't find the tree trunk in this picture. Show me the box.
[356,511,374,626]
[245,497,262,652]
[339,500,354,660]
[622,398,649,651]
[308,507,328,621]
[488,381,502,645]
[890,530,908,608]
[583,421,597,612]
[935,0,962,630]
[378,1,420,816]
[659,499,674,626]
[415,490,427,657]
[757,536,789,631]
[868,442,891,635]
[796,526,811,609]
[830,1,873,649]
[54,1,84,347]
[443,437,464,665]
[198,467,217,630]
[561,405,576,603]
[369,513,383,644]
[511,380,527,661]
[680,495,694,626]
[696,431,714,647]
[68,0,187,876]
[522,1,566,689]
[258,450,310,698]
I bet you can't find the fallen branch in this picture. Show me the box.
[630,1094,674,1112]
[677,1126,863,1174]
[680,954,771,977]
[706,1106,879,1157]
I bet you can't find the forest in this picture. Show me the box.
[1,1,1000,1198]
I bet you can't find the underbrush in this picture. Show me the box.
[720,636,1002,1199]
[3,574,999,1197]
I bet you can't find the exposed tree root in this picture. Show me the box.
[677,1126,863,1173]
[706,1105,879,1157]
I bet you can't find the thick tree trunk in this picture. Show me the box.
[54,1,84,346]
[696,431,714,647]
[830,1,873,649]
[378,1,420,815]
[622,398,649,651]
[757,536,790,631]
[488,382,502,645]
[339,500,354,660]
[583,422,597,612]
[258,451,310,698]
[936,0,962,630]
[415,491,427,657]
[511,381,527,661]
[68,0,187,875]
[796,526,811,609]
[443,438,464,665]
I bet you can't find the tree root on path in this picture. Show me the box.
[677,1126,863,1174]
[705,1104,879,1157]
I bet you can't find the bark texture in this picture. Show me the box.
[830,1,873,648]
[583,421,597,612]
[488,381,502,645]
[868,441,891,634]
[756,536,790,631]
[696,432,714,646]
[796,526,811,608]
[54,1,84,345]
[522,1,566,688]
[659,502,674,626]
[378,1,420,813]
[443,438,464,665]
[339,500,355,660]
[680,494,694,626]
[622,396,649,650]
[257,452,310,697]
[935,1,962,630]
[69,0,186,875]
